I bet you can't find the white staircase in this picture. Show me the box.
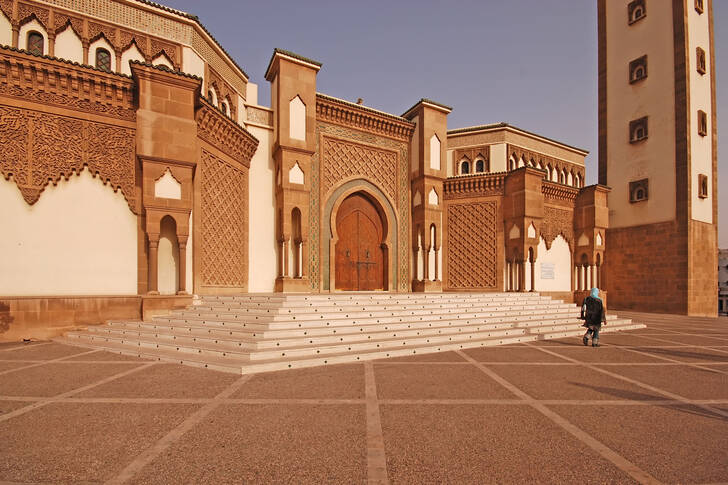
[60,292,644,374]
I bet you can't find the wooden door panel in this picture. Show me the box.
[334,193,385,291]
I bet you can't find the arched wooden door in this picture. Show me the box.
[335,193,385,291]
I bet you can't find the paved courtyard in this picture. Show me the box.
[1,312,726,484]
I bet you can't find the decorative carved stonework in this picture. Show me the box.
[0,0,12,21]
[200,149,248,288]
[443,173,506,200]
[53,13,83,37]
[542,180,579,202]
[150,37,177,66]
[88,21,117,47]
[246,105,272,126]
[0,48,136,121]
[446,201,498,289]
[541,206,574,249]
[18,2,49,27]
[507,143,585,182]
[316,94,415,142]
[119,31,147,57]
[0,105,137,212]
[196,98,259,167]
[321,136,398,202]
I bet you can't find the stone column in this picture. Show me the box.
[48,32,56,57]
[530,259,536,292]
[11,26,19,48]
[518,260,526,292]
[82,40,89,65]
[148,235,160,295]
[177,237,187,294]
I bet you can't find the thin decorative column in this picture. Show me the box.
[48,33,56,57]
[518,260,526,292]
[82,40,89,65]
[12,26,19,48]
[177,236,187,294]
[148,235,160,295]
[530,259,536,292]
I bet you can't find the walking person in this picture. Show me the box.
[581,287,606,347]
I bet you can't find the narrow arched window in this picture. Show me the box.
[475,159,485,173]
[460,160,470,175]
[95,48,111,72]
[27,32,44,55]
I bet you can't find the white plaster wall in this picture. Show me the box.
[154,169,182,199]
[153,53,173,69]
[445,149,453,177]
[289,162,304,185]
[428,188,438,206]
[247,125,277,292]
[0,10,11,47]
[181,46,204,80]
[120,43,144,76]
[606,1,676,228]
[429,135,441,170]
[247,83,258,105]
[54,26,83,64]
[688,5,713,223]
[0,170,137,296]
[89,37,116,72]
[534,236,571,292]
[289,95,306,141]
[19,19,47,54]
[158,216,179,295]
[489,143,507,173]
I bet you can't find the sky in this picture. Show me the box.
[161,0,726,247]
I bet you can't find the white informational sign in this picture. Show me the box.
[540,263,555,280]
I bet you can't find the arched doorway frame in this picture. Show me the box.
[323,179,398,292]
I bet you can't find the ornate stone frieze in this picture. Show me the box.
[0,47,136,120]
[0,105,138,212]
[150,37,177,66]
[119,30,147,56]
[88,21,117,47]
[541,205,574,249]
[316,94,415,142]
[200,148,248,288]
[507,143,585,181]
[446,201,498,289]
[195,98,259,168]
[18,2,49,27]
[443,173,506,200]
[541,180,579,203]
[53,12,83,36]
[0,0,12,21]
[245,105,272,126]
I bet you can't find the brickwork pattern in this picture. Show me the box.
[0,105,137,211]
[446,201,498,289]
[199,149,247,288]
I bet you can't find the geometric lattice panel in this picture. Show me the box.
[446,201,498,289]
[200,149,247,288]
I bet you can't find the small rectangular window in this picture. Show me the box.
[695,0,704,14]
[629,179,649,203]
[629,117,648,143]
[698,110,708,136]
[696,47,706,74]
[628,0,646,24]
[698,174,708,198]
[629,55,648,83]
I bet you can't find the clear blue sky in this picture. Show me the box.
[162,0,725,247]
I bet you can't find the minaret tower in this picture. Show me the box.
[599,0,717,315]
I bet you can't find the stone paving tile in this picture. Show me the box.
[380,404,634,484]
[375,363,517,400]
[131,404,366,484]
[0,342,89,361]
[548,404,728,484]
[595,335,692,347]
[0,400,33,415]
[0,363,145,397]
[233,363,365,399]
[634,346,728,363]
[488,364,665,401]
[76,363,238,399]
[0,402,198,483]
[596,365,728,400]
[543,346,669,363]
[0,361,28,373]
[462,346,568,362]
[0,341,48,350]
[379,350,467,362]
[638,335,728,346]
[64,350,151,362]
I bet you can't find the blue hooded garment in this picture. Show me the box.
[590,287,601,301]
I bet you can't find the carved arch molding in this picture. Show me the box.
[0,106,138,212]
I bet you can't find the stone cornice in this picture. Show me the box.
[0,45,136,120]
[196,96,259,168]
[443,172,506,199]
[542,180,579,202]
[316,94,415,142]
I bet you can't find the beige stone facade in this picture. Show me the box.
[3,0,709,339]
